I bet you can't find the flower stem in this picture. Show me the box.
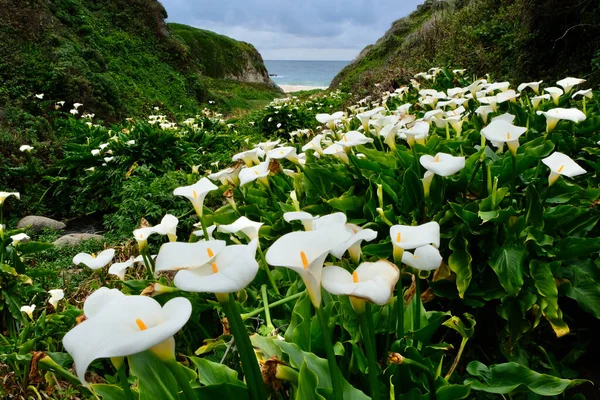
[414,275,421,333]
[141,250,154,280]
[218,293,267,400]
[444,337,468,380]
[358,303,381,400]
[261,284,274,330]
[165,361,197,400]
[117,364,134,400]
[396,272,404,341]
[257,243,280,295]
[315,306,343,400]
[241,292,303,320]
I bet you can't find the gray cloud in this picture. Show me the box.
[159,0,423,60]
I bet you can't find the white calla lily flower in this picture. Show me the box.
[48,289,65,309]
[268,146,298,163]
[192,224,217,239]
[232,148,261,167]
[316,111,345,130]
[536,108,586,133]
[0,191,20,205]
[10,233,30,245]
[556,77,585,94]
[356,107,385,131]
[108,257,135,280]
[330,224,377,264]
[266,225,352,308]
[21,305,36,320]
[20,145,34,152]
[542,152,586,186]
[208,166,241,186]
[322,260,400,306]
[154,240,226,275]
[517,81,543,94]
[491,113,516,124]
[531,94,551,109]
[322,143,350,164]
[390,222,440,251]
[239,161,270,187]
[218,216,263,241]
[83,287,126,318]
[173,177,218,217]
[401,245,443,271]
[572,89,593,100]
[481,119,527,155]
[302,134,325,156]
[420,153,465,176]
[255,139,281,152]
[73,249,115,270]
[544,87,564,105]
[400,121,430,147]
[133,226,158,250]
[173,239,259,294]
[63,294,192,383]
[337,130,374,147]
[153,214,179,242]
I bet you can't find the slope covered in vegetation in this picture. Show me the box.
[333,0,600,96]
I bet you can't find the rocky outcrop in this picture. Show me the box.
[53,233,105,247]
[17,216,66,232]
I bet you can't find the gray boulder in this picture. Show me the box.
[17,216,66,232]
[53,233,105,247]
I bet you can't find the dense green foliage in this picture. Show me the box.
[333,0,600,96]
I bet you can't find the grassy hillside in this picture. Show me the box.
[169,23,271,84]
[333,0,600,95]
[0,0,279,121]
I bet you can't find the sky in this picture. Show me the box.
[159,0,424,61]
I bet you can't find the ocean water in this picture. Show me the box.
[264,60,349,87]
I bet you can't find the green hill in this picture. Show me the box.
[332,0,600,95]
[0,0,279,121]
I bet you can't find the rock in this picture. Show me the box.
[53,233,105,247]
[17,216,66,232]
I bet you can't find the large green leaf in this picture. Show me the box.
[296,361,326,400]
[192,383,249,399]
[524,185,544,229]
[189,357,244,387]
[465,361,588,395]
[91,384,136,400]
[530,261,569,337]
[488,245,526,296]
[128,351,178,400]
[436,384,471,400]
[559,261,600,318]
[448,234,472,298]
[284,292,313,351]
[553,237,600,260]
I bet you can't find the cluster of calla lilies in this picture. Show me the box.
[48,70,595,399]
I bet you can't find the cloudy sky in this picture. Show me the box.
[160,0,424,60]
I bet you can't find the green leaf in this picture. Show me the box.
[466,361,589,395]
[524,186,543,229]
[554,237,600,260]
[296,361,326,400]
[530,261,569,337]
[327,191,365,212]
[442,313,475,339]
[436,384,471,400]
[128,351,178,400]
[559,261,600,318]
[488,245,526,296]
[448,234,472,298]
[0,263,17,276]
[2,289,23,322]
[91,384,133,400]
[284,292,313,351]
[16,241,54,255]
[189,357,244,386]
[193,383,249,399]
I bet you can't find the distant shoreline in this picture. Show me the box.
[278,84,327,93]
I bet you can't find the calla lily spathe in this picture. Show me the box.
[401,245,443,271]
[10,233,30,245]
[173,177,218,217]
[337,131,374,147]
[48,289,64,309]
[218,216,263,241]
[267,146,299,164]
[322,260,399,306]
[266,225,351,308]
[419,153,465,177]
[556,77,585,94]
[572,89,593,100]
[544,87,563,105]
[154,240,226,275]
[154,214,179,242]
[542,152,586,186]
[232,148,262,167]
[390,222,440,250]
[517,81,542,94]
[63,293,192,383]
[330,224,377,264]
[239,161,270,187]
[0,191,20,205]
[173,239,259,294]
[73,249,115,270]
[108,257,135,280]
[536,108,586,133]
[21,305,35,320]
[316,111,345,130]
[481,119,527,155]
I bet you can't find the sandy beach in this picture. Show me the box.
[279,84,327,93]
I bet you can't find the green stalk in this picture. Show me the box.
[358,303,381,400]
[444,337,468,380]
[401,357,436,400]
[38,356,82,387]
[257,243,280,295]
[241,292,303,320]
[218,293,267,400]
[198,215,210,241]
[261,284,274,330]
[315,306,344,400]
[165,361,198,400]
[117,364,134,400]
[414,275,421,333]
[141,250,154,280]
[396,274,405,341]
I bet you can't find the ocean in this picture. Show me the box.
[264,60,349,88]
